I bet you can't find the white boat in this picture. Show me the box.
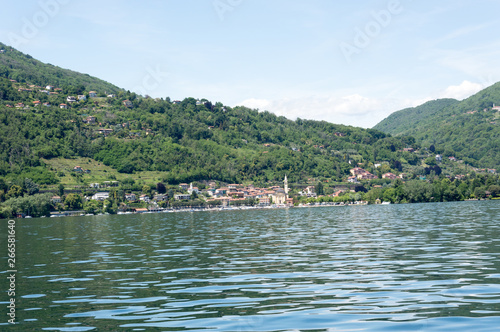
[381,201,391,205]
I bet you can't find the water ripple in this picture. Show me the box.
[11,200,500,331]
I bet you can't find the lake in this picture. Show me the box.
[2,201,500,331]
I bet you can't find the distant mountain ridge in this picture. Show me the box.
[374,98,460,135]
[374,82,500,168]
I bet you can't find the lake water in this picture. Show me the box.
[2,201,500,331]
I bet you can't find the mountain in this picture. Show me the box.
[374,99,460,135]
[374,83,500,168]
[0,43,418,187]
[0,42,121,95]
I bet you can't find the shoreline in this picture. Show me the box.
[12,199,497,219]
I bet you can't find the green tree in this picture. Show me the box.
[142,185,151,196]
[315,181,324,196]
[24,178,39,195]
[156,182,166,194]
[65,193,83,210]
[424,156,436,166]
[7,185,23,198]
[167,189,175,200]
[488,185,500,197]
[474,187,486,199]
[58,183,65,197]
[383,188,396,203]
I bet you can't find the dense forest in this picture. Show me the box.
[374,84,500,169]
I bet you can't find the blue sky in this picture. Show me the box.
[1,0,500,128]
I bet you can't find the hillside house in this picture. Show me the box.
[350,167,377,180]
[83,116,96,124]
[89,91,97,98]
[101,181,119,188]
[298,186,317,198]
[32,100,41,106]
[153,194,166,202]
[179,183,189,190]
[125,193,137,202]
[492,104,500,111]
[60,103,68,109]
[46,85,54,90]
[358,173,378,180]
[73,166,83,173]
[435,155,443,162]
[382,173,397,180]
[348,176,360,183]
[123,100,133,108]
[51,196,62,204]
[139,194,150,203]
[91,192,110,201]
[98,128,113,136]
[174,194,191,201]
[43,102,51,107]
[78,95,87,101]
[67,96,77,102]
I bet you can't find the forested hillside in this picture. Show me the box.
[0,44,423,186]
[0,42,120,95]
[374,83,500,168]
[374,99,459,134]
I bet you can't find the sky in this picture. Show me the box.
[1,0,500,128]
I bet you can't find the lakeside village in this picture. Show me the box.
[47,161,498,217]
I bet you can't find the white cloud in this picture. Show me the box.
[239,98,272,110]
[236,81,489,129]
[438,80,484,100]
[237,94,414,128]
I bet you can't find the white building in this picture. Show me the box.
[187,183,199,194]
[175,194,191,201]
[91,192,109,201]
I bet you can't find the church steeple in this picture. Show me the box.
[284,174,288,195]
